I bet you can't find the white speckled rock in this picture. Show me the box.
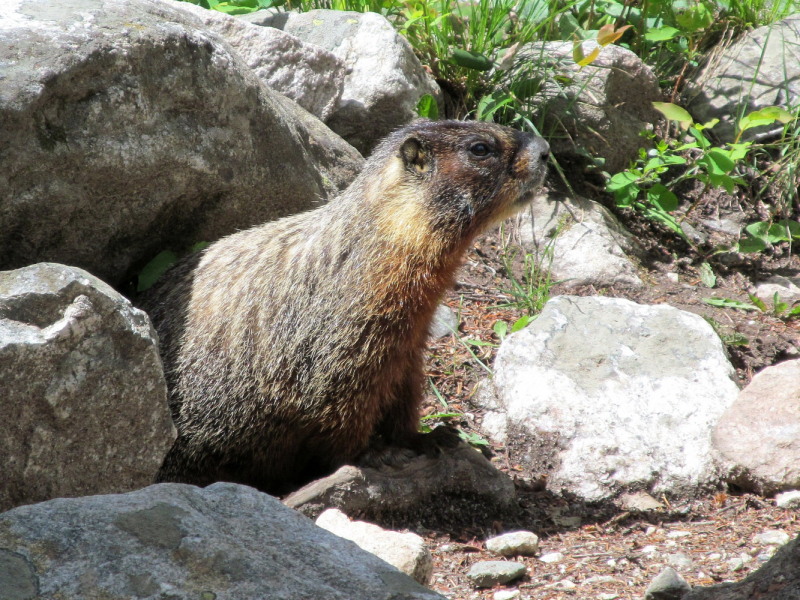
[478,295,740,501]
[0,263,175,513]
[776,490,800,509]
[0,483,444,599]
[316,508,433,585]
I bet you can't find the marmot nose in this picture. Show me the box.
[533,136,550,163]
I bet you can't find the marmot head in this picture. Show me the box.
[362,120,549,251]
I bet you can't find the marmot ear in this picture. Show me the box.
[399,137,432,173]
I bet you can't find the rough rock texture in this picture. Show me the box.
[316,508,433,585]
[685,15,800,143]
[517,41,661,173]
[477,295,740,501]
[0,0,364,287]
[645,567,692,600]
[682,534,800,599]
[164,0,345,120]
[485,531,540,557]
[429,303,458,339]
[284,445,516,530]
[0,482,444,599]
[754,275,800,301]
[277,10,442,155]
[517,193,644,288]
[713,359,800,495]
[466,561,527,588]
[0,263,175,513]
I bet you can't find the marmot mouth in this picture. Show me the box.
[514,189,538,206]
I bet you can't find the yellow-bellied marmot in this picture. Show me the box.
[141,120,549,495]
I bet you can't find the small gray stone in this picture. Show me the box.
[621,492,664,511]
[466,561,526,588]
[429,304,458,339]
[776,490,800,509]
[645,567,692,600]
[754,529,791,547]
[493,590,520,600]
[727,553,752,572]
[538,551,564,564]
[666,553,693,570]
[485,531,539,557]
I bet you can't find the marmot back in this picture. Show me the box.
[142,120,549,495]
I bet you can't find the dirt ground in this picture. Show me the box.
[418,168,800,598]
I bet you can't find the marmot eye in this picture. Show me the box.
[470,142,491,157]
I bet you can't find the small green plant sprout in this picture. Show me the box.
[699,261,716,288]
[606,104,795,246]
[415,94,439,119]
[703,315,749,347]
[421,379,490,447]
[572,22,632,67]
[736,220,800,253]
[493,314,535,342]
[176,0,284,14]
[703,292,800,321]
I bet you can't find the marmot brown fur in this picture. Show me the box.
[141,120,549,495]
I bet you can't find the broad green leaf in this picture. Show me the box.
[706,148,736,173]
[737,236,768,253]
[748,293,768,312]
[137,251,177,293]
[702,297,760,311]
[745,221,771,241]
[645,26,680,41]
[653,102,693,129]
[614,185,639,207]
[739,106,795,132]
[511,315,533,332]
[510,78,542,100]
[768,223,791,242]
[647,183,678,212]
[607,171,640,191]
[451,49,493,71]
[675,2,713,31]
[786,305,800,318]
[415,94,439,119]
[774,220,800,240]
[699,262,716,288]
[191,241,210,252]
[493,320,508,341]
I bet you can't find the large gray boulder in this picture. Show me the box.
[517,193,644,289]
[517,40,662,173]
[713,359,800,495]
[0,263,175,513]
[0,0,364,287]
[476,296,740,501]
[0,482,444,599]
[163,0,346,121]
[276,10,442,155]
[685,15,800,143]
